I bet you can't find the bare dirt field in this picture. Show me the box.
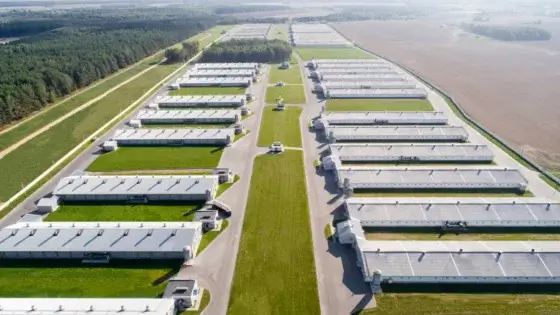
[334,20,560,170]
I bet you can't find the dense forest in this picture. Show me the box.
[165,41,200,63]
[199,39,292,63]
[461,23,552,41]
[294,6,427,23]
[213,5,290,15]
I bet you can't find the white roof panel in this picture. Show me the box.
[136,109,238,122]
[329,144,493,161]
[112,128,235,142]
[322,111,446,124]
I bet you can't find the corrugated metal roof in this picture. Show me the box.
[176,77,251,84]
[329,144,492,160]
[53,175,218,197]
[112,128,235,142]
[328,125,467,137]
[0,222,202,253]
[0,298,174,315]
[184,69,255,77]
[136,109,238,121]
[327,88,427,97]
[193,63,259,70]
[322,111,445,123]
[156,95,244,104]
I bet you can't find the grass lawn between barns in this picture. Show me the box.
[265,85,306,104]
[326,99,434,112]
[296,47,376,60]
[358,294,560,315]
[268,64,303,84]
[0,259,181,298]
[169,87,246,96]
[87,147,224,171]
[257,106,302,148]
[197,220,230,256]
[228,151,319,315]
[45,203,202,222]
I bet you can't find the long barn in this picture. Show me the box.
[317,111,447,126]
[156,95,246,108]
[111,128,235,146]
[324,125,468,142]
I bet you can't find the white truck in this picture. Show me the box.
[269,142,285,153]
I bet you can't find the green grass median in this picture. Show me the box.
[326,99,434,112]
[296,47,375,60]
[228,151,320,315]
[257,106,302,148]
[265,85,306,104]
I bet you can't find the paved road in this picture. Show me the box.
[297,56,376,315]
[176,66,270,315]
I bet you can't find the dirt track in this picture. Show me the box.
[334,20,560,169]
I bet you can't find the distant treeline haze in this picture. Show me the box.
[200,39,292,63]
[461,23,552,41]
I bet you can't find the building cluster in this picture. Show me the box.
[219,24,272,42]
[289,23,351,47]
[175,63,260,88]
[303,56,550,293]
[309,59,428,99]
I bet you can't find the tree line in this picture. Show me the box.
[165,41,200,64]
[461,23,552,41]
[199,39,292,63]
[293,6,427,23]
[0,7,220,126]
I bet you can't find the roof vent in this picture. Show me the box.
[98,229,104,236]
[120,179,125,184]
[77,229,83,236]
[53,229,59,236]
[58,305,64,311]
[147,229,153,236]
[171,229,177,236]
[30,305,36,312]
[29,229,36,236]
[25,223,30,228]
[157,179,162,184]
[120,305,125,312]
[137,179,142,184]
[83,179,88,184]
[10,230,17,236]
[69,179,74,184]
[145,305,151,312]
[89,305,95,312]
[124,229,129,236]
[102,180,107,184]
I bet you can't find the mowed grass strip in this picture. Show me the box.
[0,60,153,151]
[87,147,224,171]
[326,99,434,112]
[296,47,375,60]
[265,85,306,104]
[359,293,560,315]
[268,63,303,84]
[257,106,302,148]
[45,203,201,222]
[0,62,185,201]
[0,260,180,297]
[228,151,320,315]
[169,87,246,96]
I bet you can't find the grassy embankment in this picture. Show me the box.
[227,151,320,315]
[257,106,302,148]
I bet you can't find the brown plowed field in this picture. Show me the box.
[334,20,560,170]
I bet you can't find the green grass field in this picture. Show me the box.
[296,47,375,60]
[359,294,560,315]
[265,85,306,104]
[326,99,434,112]
[86,147,224,171]
[190,25,232,48]
[0,61,188,202]
[257,106,302,148]
[169,87,246,96]
[268,64,303,84]
[228,151,320,315]
[0,260,180,297]
[45,203,202,222]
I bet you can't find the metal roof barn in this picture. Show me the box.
[345,197,560,227]
[184,69,255,78]
[136,109,239,124]
[193,63,259,71]
[0,222,202,260]
[319,111,447,125]
[0,298,176,315]
[357,240,560,285]
[53,175,218,202]
[320,74,407,82]
[328,144,494,162]
[291,24,334,33]
[311,69,402,79]
[335,167,528,192]
[176,77,251,88]
[317,64,395,71]
[112,128,235,146]
[326,88,428,99]
[325,125,468,142]
[317,81,417,91]
[156,95,245,108]
[310,59,388,65]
